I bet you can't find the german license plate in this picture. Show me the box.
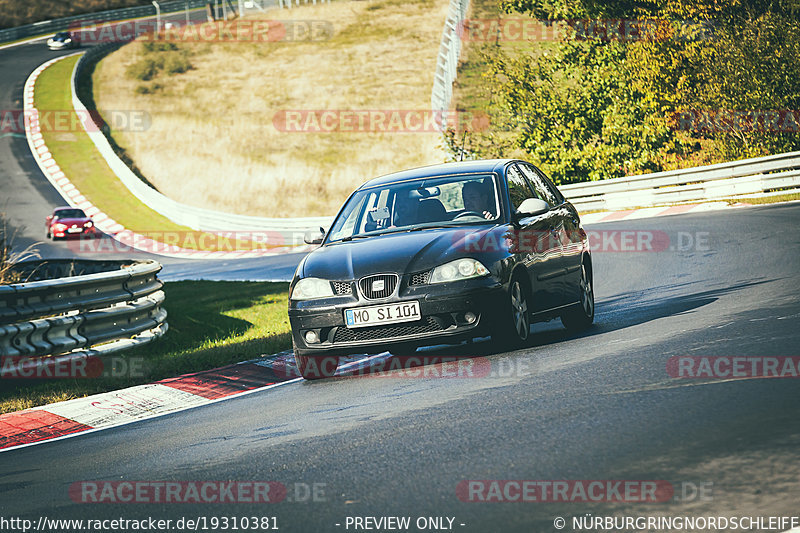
[344,301,421,328]
[67,227,82,233]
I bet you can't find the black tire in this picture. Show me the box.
[491,273,531,350]
[293,341,339,380]
[560,261,594,331]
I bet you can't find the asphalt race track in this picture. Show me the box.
[2,13,800,533]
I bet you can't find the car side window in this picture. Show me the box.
[519,164,559,206]
[533,165,564,204]
[506,164,537,211]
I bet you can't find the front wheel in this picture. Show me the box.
[492,274,531,350]
[560,262,594,331]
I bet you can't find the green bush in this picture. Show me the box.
[142,41,178,53]
[164,54,192,75]
[126,57,160,81]
[126,43,192,83]
[134,82,163,94]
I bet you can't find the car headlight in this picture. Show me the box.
[429,258,489,284]
[84,221,93,227]
[290,277,334,300]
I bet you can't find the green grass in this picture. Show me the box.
[34,56,267,252]
[0,280,292,414]
[726,193,800,205]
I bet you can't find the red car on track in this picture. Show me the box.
[46,207,96,239]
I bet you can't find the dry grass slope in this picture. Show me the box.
[93,0,450,218]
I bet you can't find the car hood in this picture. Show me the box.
[300,225,508,280]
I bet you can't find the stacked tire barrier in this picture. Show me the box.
[0,260,167,360]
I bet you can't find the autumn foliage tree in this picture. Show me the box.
[457,0,800,183]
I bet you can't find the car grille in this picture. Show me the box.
[332,281,352,295]
[409,271,431,286]
[333,317,443,343]
[359,274,398,300]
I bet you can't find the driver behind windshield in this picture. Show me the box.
[461,180,496,219]
[392,189,421,227]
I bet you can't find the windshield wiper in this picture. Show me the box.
[408,224,461,231]
[340,234,372,242]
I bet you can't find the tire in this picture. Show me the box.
[560,261,594,331]
[491,273,531,350]
[293,341,339,380]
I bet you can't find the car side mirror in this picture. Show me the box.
[303,227,326,245]
[514,198,550,220]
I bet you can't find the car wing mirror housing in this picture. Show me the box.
[304,226,326,245]
[514,198,550,221]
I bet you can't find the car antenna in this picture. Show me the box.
[459,130,468,162]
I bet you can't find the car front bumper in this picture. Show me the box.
[51,227,96,238]
[289,278,504,356]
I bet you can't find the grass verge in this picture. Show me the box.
[0,280,292,414]
[35,56,275,251]
[725,193,800,205]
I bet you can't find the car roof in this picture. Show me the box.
[358,159,515,189]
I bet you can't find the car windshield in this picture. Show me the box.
[54,209,86,219]
[326,173,501,243]
[54,32,70,39]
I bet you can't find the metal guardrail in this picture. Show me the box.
[559,151,800,211]
[431,0,469,130]
[0,260,166,358]
[0,0,208,45]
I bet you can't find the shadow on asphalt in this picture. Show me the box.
[334,277,777,377]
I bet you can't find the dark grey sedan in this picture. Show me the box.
[288,159,594,379]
